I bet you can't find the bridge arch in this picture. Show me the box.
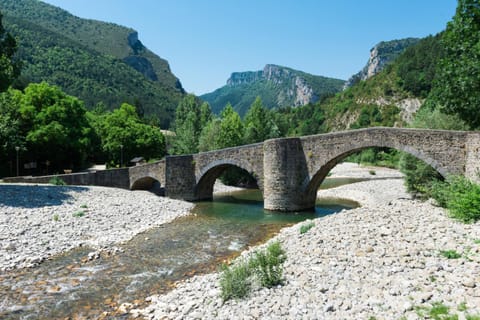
[303,142,450,202]
[131,175,161,190]
[195,159,263,200]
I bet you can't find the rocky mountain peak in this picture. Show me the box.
[344,38,420,89]
[203,64,344,115]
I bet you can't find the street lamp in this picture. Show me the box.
[15,146,20,176]
[120,144,124,168]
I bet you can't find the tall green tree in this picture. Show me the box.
[198,118,222,152]
[244,97,279,144]
[17,82,92,170]
[431,0,480,128]
[218,103,244,148]
[98,103,166,166]
[0,12,20,92]
[171,94,212,154]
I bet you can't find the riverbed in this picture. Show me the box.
[0,165,359,318]
[137,164,480,319]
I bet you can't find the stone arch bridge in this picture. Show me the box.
[128,127,480,212]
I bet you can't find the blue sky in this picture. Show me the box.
[41,0,457,95]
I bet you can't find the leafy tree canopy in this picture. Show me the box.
[430,0,480,128]
[244,97,279,144]
[97,103,166,166]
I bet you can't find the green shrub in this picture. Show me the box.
[431,176,480,223]
[72,211,85,218]
[219,241,287,301]
[219,262,251,301]
[447,180,480,224]
[299,221,315,234]
[439,250,461,259]
[49,176,66,186]
[249,241,287,288]
[400,153,443,195]
[53,214,59,221]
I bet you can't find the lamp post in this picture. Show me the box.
[15,146,20,176]
[120,144,124,168]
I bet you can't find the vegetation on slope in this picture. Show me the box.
[0,0,184,127]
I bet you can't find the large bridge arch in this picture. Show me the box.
[195,158,263,200]
[303,144,446,201]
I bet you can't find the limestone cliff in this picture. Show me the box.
[202,64,344,116]
[344,38,420,89]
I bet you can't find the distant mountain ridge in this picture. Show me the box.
[201,64,345,116]
[0,0,185,127]
[344,38,420,89]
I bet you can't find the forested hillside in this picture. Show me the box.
[0,0,185,127]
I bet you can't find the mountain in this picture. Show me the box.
[0,0,185,127]
[321,35,443,131]
[343,38,420,89]
[200,64,345,116]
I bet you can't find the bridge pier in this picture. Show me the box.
[263,138,314,211]
[164,155,197,201]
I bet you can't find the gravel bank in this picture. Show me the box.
[136,164,480,319]
[0,184,193,271]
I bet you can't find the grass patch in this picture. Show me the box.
[473,239,480,245]
[458,302,468,312]
[72,211,85,218]
[53,214,59,221]
[219,241,286,301]
[80,204,88,209]
[439,249,461,259]
[49,176,66,186]
[415,301,480,320]
[299,221,315,234]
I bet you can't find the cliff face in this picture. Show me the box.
[204,64,343,115]
[226,65,320,107]
[344,38,420,88]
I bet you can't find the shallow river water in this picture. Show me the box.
[0,178,361,319]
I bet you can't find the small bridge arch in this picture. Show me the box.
[195,158,263,200]
[129,160,166,191]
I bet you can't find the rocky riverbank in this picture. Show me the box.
[135,164,480,319]
[0,184,193,271]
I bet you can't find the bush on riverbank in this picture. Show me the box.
[49,176,66,186]
[430,176,480,223]
[220,241,286,301]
